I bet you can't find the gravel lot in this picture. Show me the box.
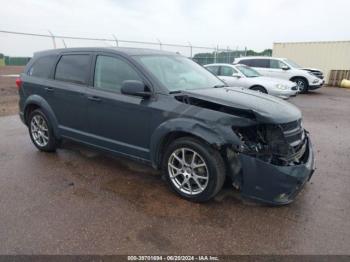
[0,69,349,254]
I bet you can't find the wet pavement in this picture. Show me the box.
[0,87,349,255]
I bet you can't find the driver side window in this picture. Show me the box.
[94,55,141,92]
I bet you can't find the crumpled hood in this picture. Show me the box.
[301,67,322,73]
[183,87,301,124]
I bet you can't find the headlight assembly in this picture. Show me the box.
[275,84,288,90]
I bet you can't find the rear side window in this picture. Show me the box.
[249,59,269,68]
[206,66,219,75]
[55,54,90,85]
[28,55,57,79]
[94,55,141,92]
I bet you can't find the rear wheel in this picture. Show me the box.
[250,85,268,94]
[28,109,58,152]
[293,77,308,93]
[162,137,225,202]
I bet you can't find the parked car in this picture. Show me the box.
[235,56,324,93]
[204,63,298,99]
[17,47,315,204]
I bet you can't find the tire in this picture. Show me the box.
[250,85,268,94]
[292,77,308,93]
[162,137,226,202]
[28,109,58,152]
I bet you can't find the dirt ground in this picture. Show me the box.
[0,66,23,116]
[0,85,349,255]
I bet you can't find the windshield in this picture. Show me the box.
[134,55,224,92]
[236,65,261,77]
[284,59,301,69]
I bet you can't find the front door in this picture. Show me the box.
[85,54,152,160]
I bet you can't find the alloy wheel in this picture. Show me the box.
[168,147,209,195]
[30,115,49,147]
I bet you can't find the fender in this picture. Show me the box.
[23,95,61,138]
[150,117,241,168]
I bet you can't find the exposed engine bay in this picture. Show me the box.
[234,120,307,166]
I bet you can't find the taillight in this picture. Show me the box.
[15,78,23,90]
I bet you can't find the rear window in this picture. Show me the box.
[238,59,251,66]
[28,55,57,79]
[54,54,90,85]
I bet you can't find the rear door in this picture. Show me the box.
[50,53,92,138]
[244,59,270,77]
[85,53,152,160]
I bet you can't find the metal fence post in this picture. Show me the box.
[157,38,162,50]
[188,41,193,58]
[227,47,230,63]
[48,30,56,49]
[62,39,67,48]
[112,34,119,47]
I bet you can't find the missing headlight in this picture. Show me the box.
[233,124,299,166]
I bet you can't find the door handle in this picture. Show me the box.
[45,87,54,92]
[87,96,102,102]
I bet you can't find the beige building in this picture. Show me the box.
[273,41,350,82]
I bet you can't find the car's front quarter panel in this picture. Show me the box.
[148,95,257,168]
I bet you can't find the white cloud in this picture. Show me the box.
[0,0,349,56]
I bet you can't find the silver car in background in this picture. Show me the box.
[204,63,299,99]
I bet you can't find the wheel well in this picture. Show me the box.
[24,104,40,125]
[250,85,267,93]
[290,76,309,86]
[157,131,211,168]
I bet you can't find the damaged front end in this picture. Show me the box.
[229,119,315,205]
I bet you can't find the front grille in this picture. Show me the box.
[278,119,307,163]
[280,119,304,148]
[280,119,301,131]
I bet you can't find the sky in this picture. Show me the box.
[1,0,349,56]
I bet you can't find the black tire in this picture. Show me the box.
[292,77,308,93]
[162,137,226,202]
[250,85,268,94]
[28,109,58,152]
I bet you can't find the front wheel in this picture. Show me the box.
[293,78,308,93]
[162,137,226,202]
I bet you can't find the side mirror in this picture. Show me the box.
[121,80,151,98]
[232,73,241,78]
[282,65,290,71]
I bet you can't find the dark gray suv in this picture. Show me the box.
[17,47,315,204]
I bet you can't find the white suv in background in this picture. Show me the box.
[235,57,325,93]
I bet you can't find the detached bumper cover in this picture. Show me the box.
[238,137,315,205]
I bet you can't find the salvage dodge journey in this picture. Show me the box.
[17,47,315,205]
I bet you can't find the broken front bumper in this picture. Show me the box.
[237,136,315,205]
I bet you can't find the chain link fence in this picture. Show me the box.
[0,30,271,66]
